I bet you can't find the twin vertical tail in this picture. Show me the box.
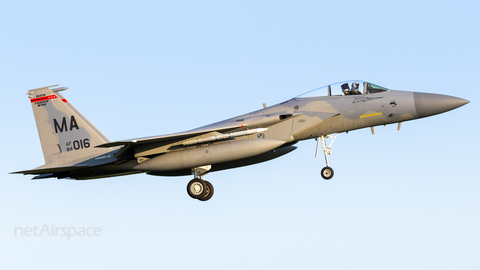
[28,85,110,167]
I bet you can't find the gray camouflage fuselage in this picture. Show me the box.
[13,81,469,181]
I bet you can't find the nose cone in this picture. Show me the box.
[414,92,470,119]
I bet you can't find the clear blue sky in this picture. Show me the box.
[1,0,479,269]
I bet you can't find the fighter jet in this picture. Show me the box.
[12,80,469,201]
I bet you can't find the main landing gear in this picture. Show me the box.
[315,134,338,180]
[187,165,214,201]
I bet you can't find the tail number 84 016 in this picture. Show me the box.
[66,139,90,152]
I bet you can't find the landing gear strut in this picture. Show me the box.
[316,134,338,180]
[187,165,214,201]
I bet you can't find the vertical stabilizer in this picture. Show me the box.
[55,91,110,143]
[28,85,111,166]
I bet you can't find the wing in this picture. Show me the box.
[95,124,247,148]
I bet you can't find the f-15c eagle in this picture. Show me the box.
[12,81,469,201]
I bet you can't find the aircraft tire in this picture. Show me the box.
[198,181,214,201]
[187,179,207,199]
[321,167,334,180]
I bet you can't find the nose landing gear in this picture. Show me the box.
[315,134,338,180]
[187,165,215,201]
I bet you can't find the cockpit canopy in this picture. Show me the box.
[297,80,389,98]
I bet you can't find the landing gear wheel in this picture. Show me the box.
[187,179,207,199]
[321,167,334,180]
[198,181,214,201]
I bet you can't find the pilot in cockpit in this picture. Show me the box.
[342,82,362,95]
[351,82,361,95]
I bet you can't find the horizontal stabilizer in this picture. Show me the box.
[11,165,88,175]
